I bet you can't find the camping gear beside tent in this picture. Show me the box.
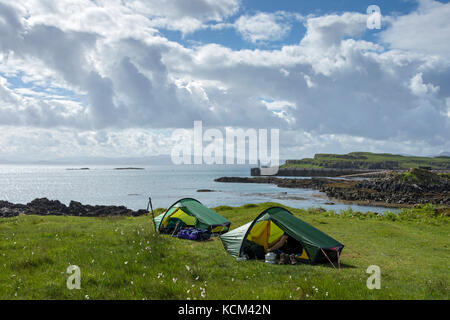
[220,206,344,266]
[265,252,276,264]
[176,227,212,241]
[153,198,231,235]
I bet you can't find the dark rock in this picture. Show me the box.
[215,169,450,206]
[0,198,148,218]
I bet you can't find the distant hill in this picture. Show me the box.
[282,152,450,170]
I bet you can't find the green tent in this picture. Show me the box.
[220,206,343,264]
[154,198,231,234]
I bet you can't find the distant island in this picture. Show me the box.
[66,168,90,170]
[113,167,145,170]
[281,152,450,170]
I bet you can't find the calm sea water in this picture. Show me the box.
[0,165,395,214]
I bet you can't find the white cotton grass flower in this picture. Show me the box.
[185,265,191,272]
[85,295,90,300]
[173,278,178,283]
[124,261,128,265]
[200,287,206,298]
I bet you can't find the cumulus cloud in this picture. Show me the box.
[381,0,450,57]
[212,11,303,44]
[300,12,367,49]
[409,72,440,96]
[0,0,449,160]
[233,12,298,43]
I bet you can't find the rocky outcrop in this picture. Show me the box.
[216,168,450,206]
[215,176,332,189]
[323,169,449,205]
[0,198,148,218]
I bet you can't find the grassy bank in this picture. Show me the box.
[282,152,450,169]
[0,203,448,300]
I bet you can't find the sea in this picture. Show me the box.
[0,164,396,214]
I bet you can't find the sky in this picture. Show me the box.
[0,0,449,162]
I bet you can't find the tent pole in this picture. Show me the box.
[321,248,336,269]
[147,196,157,234]
[171,221,180,236]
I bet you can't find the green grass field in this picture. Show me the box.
[0,203,448,300]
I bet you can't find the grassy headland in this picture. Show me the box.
[0,203,448,300]
[282,152,450,170]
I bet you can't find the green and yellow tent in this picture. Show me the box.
[220,206,343,264]
[153,198,231,234]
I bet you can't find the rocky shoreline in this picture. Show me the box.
[0,198,148,218]
[215,168,450,206]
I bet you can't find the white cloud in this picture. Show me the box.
[300,12,367,49]
[15,0,240,36]
[409,72,440,96]
[0,1,449,160]
[234,12,296,43]
[381,0,450,57]
[0,126,177,160]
